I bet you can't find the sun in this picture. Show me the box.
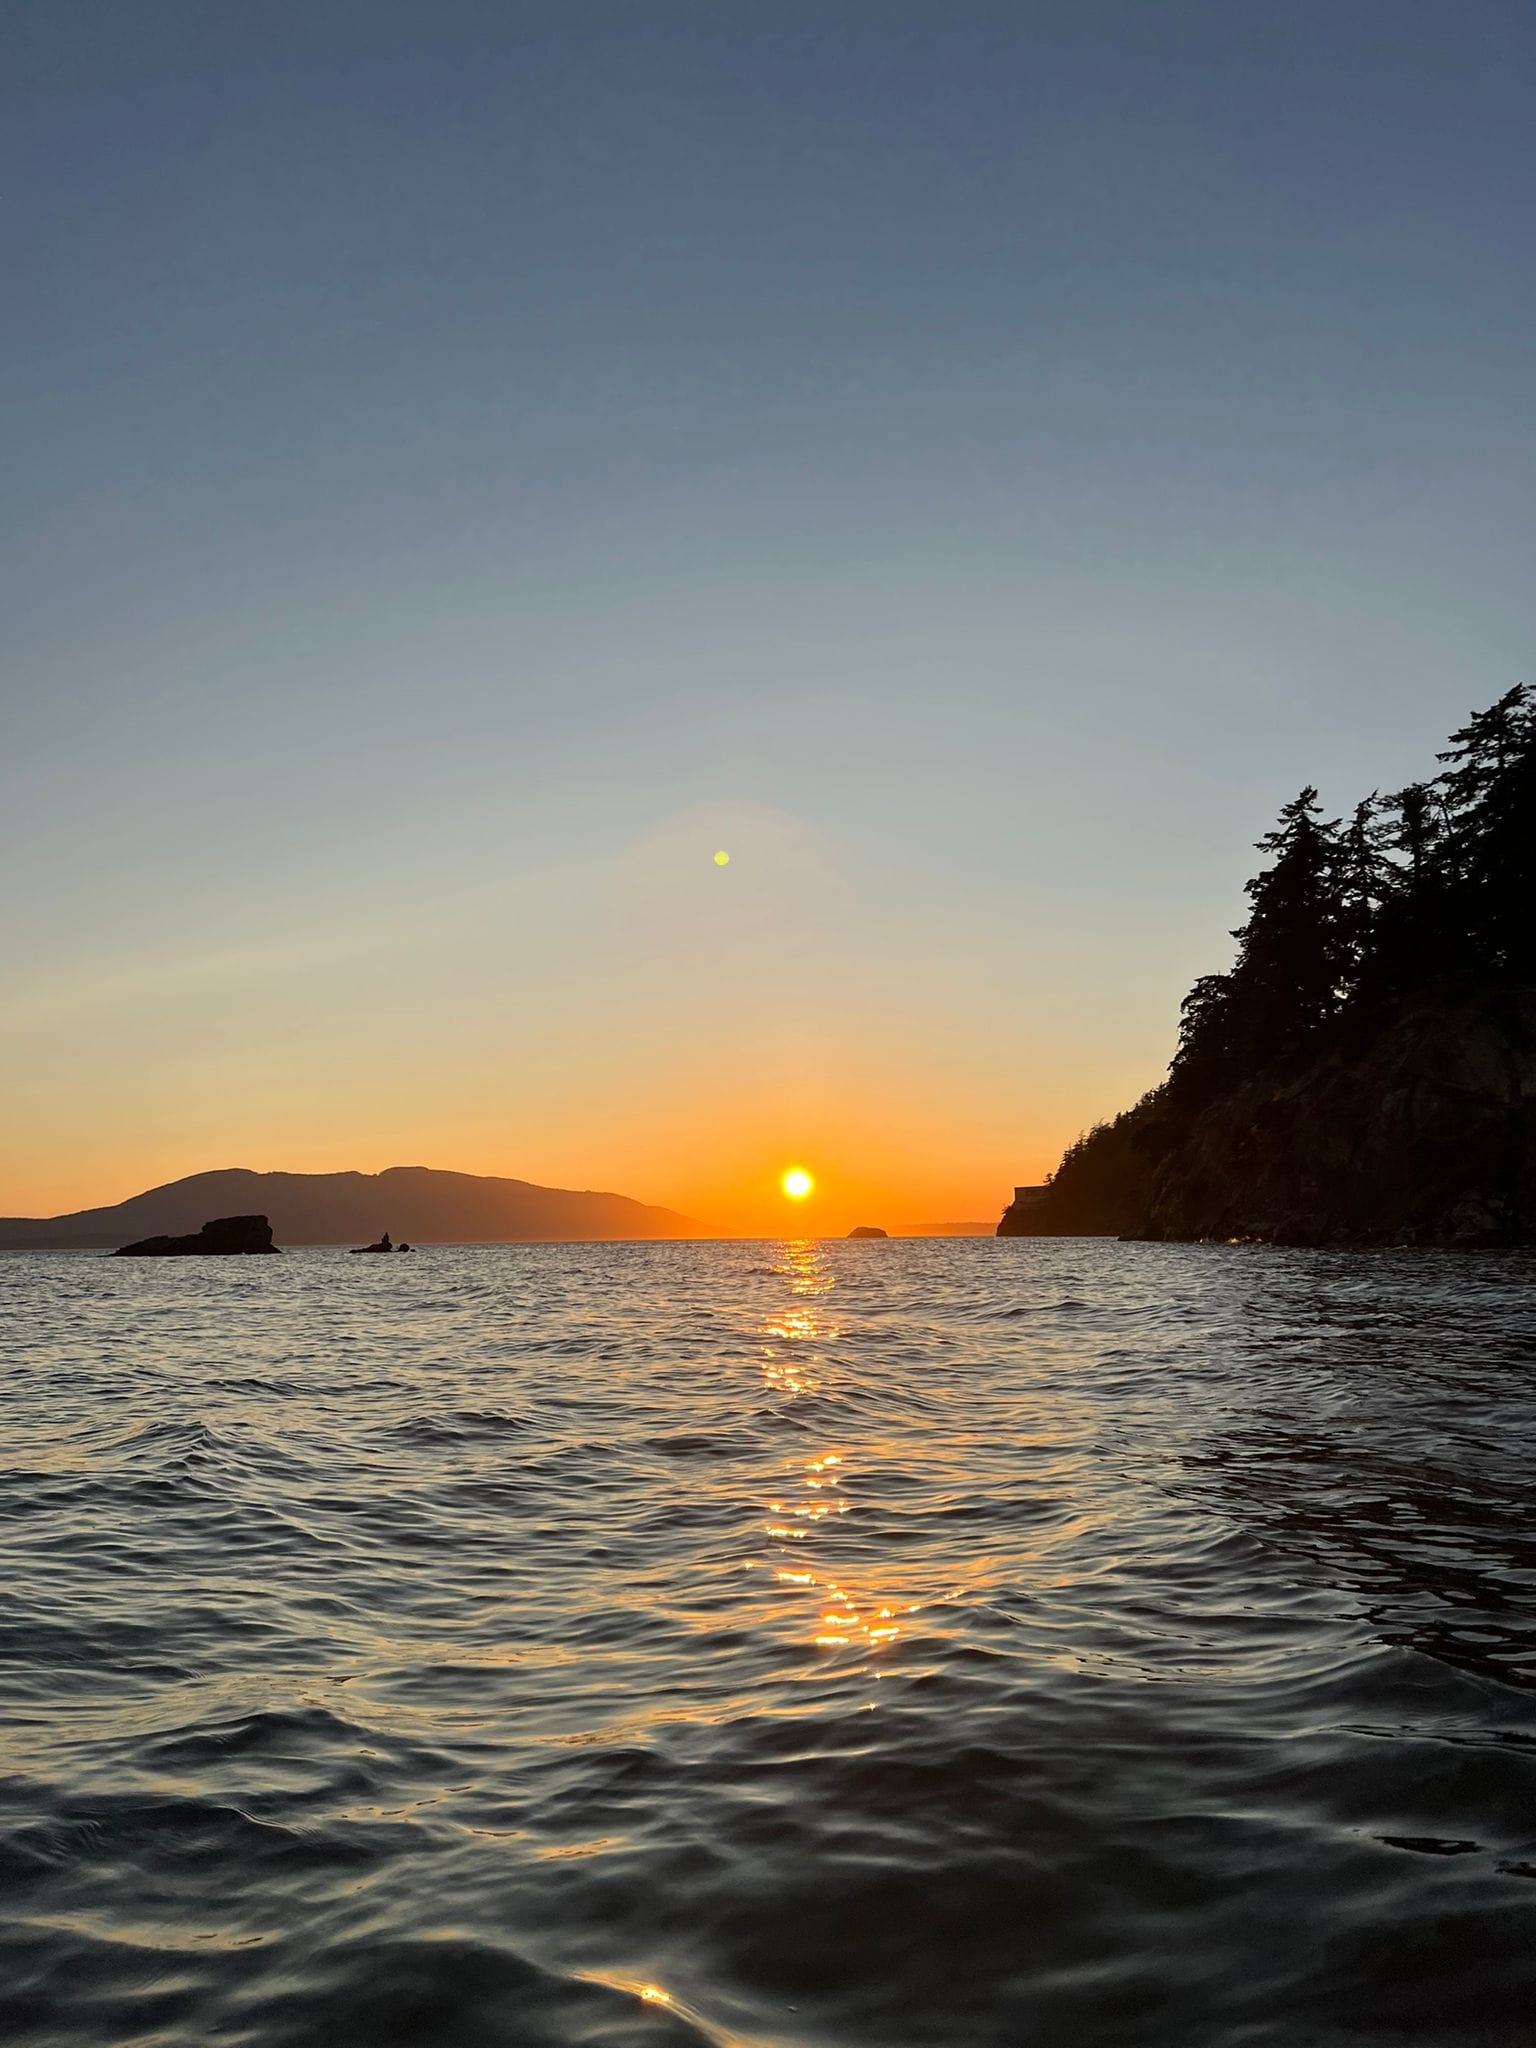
[781,1167,814,1200]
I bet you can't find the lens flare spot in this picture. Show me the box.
[713,850,730,867]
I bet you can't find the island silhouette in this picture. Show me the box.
[0,1167,707,1251]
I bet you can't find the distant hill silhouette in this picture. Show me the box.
[0,1167,707,1250]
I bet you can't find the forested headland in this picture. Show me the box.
[1001,686,1536,1246]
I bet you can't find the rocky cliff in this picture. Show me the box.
[999,989,1536,1247]
[1136,990,1536,1246]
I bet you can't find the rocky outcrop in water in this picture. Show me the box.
[847,1226,889,1239]
[115,1214,280,1256]
[1136,991,1536,1246]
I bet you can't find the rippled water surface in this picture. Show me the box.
[3,1239,1534,2046]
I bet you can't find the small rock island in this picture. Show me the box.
[847,1225,889,1239]
[350,1231,413,1253]
[115,1214,280,1256]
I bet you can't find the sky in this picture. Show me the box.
[4,0,1534,1233]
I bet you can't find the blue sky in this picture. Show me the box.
[4,1,1533,1223]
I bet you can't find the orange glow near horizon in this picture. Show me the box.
[0,798,1135,1229]
[0,1098,1060,1236]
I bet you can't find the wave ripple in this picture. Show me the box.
[2,1239,1534,2046]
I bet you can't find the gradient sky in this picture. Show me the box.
[5,1,1534,1232]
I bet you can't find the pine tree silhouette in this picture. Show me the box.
[1335,794,1390,997]
[1169,973,1238,1104]
[1018,682,1535,1238]
[1435,684,1534,977]
[1370,780,1446,996]
[1227,787,1345,1069]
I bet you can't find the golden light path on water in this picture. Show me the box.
[753,1240,944,1663]
[599,1240,956,2031]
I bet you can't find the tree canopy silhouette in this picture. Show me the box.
[1167,685,1534,1103]
[1024,683,1535,1229]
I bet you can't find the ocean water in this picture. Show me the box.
[2,1238,1533,2048]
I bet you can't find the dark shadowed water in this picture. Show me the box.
[2,1239,1534,2047]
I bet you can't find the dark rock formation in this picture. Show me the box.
[997,1184,1070,1237]
[847,1226,889,1238]
[115,1214,280,1257]
[999,990,1536,1247]
[351,1231,413,1253]
[1134,990,1536,1247]
[998,1167,1129,1238]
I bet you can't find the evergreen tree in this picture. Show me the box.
[1371,687,1534,990]
[1168,972,1238,1104]
[1225,788,1346,1068]
[1434,684,1535,976]
[1382,780,1440,889]
[1437,685,1526,816]
[1335,793,1390,995]
[1370,780,1447,995]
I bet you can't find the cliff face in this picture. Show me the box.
[1136,991,1536,1247]
[999,989,1536,1247]
[997,1159,1136,1237]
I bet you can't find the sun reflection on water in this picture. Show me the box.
[754,1240,921,1659]
[757,1239,834,1398]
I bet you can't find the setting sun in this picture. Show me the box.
[781,1168,814,1200]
